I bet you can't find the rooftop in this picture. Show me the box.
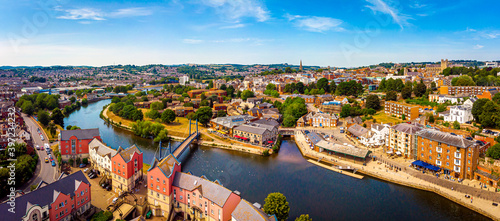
[415,129,475,149]
[60,128,100,141]
[316,140,371,159]
[391,123,423,135]
[232,199,276,221]
[172,172,234,208]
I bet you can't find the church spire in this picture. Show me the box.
[299,60,303,72]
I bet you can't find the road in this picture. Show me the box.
[22,115,56,191]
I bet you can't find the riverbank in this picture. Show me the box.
[100,105,266,156]
[294,131,500,221]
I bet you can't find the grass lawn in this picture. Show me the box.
[106,108,206,138]
[372,111,402,125]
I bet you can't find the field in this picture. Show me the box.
[372,111,402,125]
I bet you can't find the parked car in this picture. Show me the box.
[112,197,118,204]
[450,133,457,136]
[36,145,40,150]
[83,168,89,173]
[89,173,96,179]
[106,185,112,191]
[51,161,56,167]
[79,164,86,168]
[466,137,473,140]
[340,130,344,133]
[45,157,49,163]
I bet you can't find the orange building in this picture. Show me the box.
[474,166,499,188]
[384,101,419,120]
[439,86,500,96]
[415,130,479,180]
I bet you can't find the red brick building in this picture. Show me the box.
[111,145,143,194]
[59,128,101,161]
[0,171,91,221]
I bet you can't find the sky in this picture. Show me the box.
[0,0,499,67]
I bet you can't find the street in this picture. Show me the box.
[22,115,56,191]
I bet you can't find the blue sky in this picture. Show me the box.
[0,0,499,67]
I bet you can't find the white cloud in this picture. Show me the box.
[473,44,484,49]
[108,7,153,18]
[56,7,152,21]
[220,24,246,29]
[286,14,343,32]
[183,39,205,44]
[198,0,270,22]
[56,8,105,20]
[409,3,427,9]
[365,0,411,29]
[465,28,500,39]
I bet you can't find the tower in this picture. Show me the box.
[299,60,303,72]
[441,59,449,71]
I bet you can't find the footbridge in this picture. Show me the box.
[171,119,199,161]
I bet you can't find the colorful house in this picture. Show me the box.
[111,145,144,194]
[59,128,101,161]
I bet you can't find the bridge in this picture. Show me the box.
[171,119,199,161]
[279,128,296,136]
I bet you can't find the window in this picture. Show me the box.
[157,185,160,190]
[150,175,153,180]
[421,153,423,157]
[163,188,166,192]
[429,156,432,160]
[163,180,165,185]
[157,178,160,182]
[429,150,432,154]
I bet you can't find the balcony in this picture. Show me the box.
[454,166,461,173]
[454,160,461,166]
[455,153,461,158]
[436,147,442,153]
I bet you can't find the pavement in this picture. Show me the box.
[21,115,56,192]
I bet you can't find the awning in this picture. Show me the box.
[234,135,241,139]
[412,160,440,172]
[387,151,393,154]
[267,141,274,144]
[396,151,401,155]
[240,137,249,141]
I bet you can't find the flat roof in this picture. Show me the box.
[316,140,371,159]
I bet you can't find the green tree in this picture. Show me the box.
[208,80,214,89]
[217,110,227,117]
[493,93,500,105]
[194,106,213,126]
[479,101,500,128]
[385,91,397,101]
[430,82,437,90]
[161,109,176,123]
[401,85,412,99]
[48,122,57,136]
[38,110,50,126]
[226,85,235,98]
[295,214,312,221]
[453,121,460,129]
[146,109,161,120]
[428,114,435,123]
[150,101,164,110]
[21,100,35,115]
[51,108,65,127]
[471,98,490,122]
[340,104,351,118]
[241,90,255,101]
[414,82,427,97]
[71,96,78,103]
[154,129,170,142]
[266,83,276,91]
[486,144,500,160]
[365,95,380,110]
[263,192,290,221]
[452,75,476,86]
[316,78,329,93]
[82,98,88,106]
[402,114,406,120]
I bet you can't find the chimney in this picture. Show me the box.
[233,190,241,196]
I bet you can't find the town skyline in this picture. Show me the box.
[1,0,499,67]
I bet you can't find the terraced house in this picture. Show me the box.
[147,153,275,221]
[111,145,144,194]
[0,171,91,221]
[415,129,480,179]
[88,138,117,177]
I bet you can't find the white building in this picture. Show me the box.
[179,75,189,86]
[443,105,473,124]
[88,138,117,176]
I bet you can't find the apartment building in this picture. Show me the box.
[415,129,479,180]
[111,145,144,194]
[88,138,117,177]
[147,154,181,217]
[439,86,500,96]
[384,101,419,120]
[387,123,422,159]
[59,128,101,161]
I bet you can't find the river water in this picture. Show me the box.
[64,99,489,221]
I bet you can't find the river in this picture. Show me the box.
[64,99,489,221]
